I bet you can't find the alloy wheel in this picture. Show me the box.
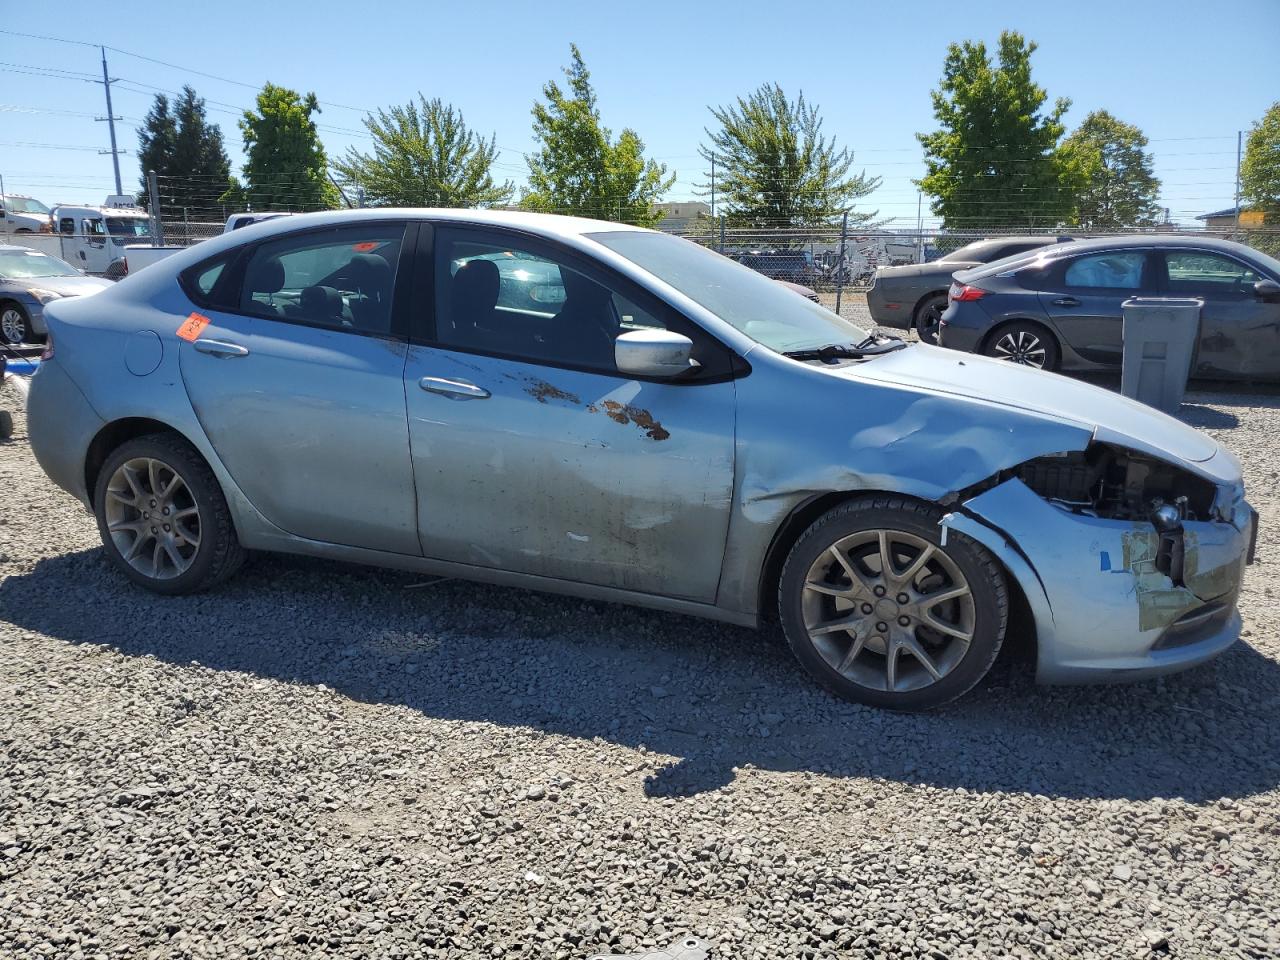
[800,529,975,694]
[990,329,1047,367]
[103,457,201,580]
[1,307,27,345]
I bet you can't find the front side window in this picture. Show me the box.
[236,225,404,335]
[1165,251,1261,296]
[434,231,683,374]
[1063,252,1146,289]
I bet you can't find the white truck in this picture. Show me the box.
[49,199,153,278]
[0,194,54,235]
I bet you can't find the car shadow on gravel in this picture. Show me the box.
[4,548,1279,804]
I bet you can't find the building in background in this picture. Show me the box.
[1197,206,1268,230]
[654,201,711,232]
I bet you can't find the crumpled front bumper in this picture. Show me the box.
[944,478,1251,683]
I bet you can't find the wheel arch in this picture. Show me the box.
[84,417,201,508]
[979,316,1060,356]
[911,288,949,322]
[754,488,1040,663]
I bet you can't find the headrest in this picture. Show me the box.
[454,258,500,296]
[300,284,343,318]
[246,257,285,294]
[348,252,392,288]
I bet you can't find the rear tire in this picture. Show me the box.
[93,432,246,595]
[982,320,1060,371]
[913,293,947,345]
[778,496,1008,710]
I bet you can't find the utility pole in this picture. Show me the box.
[1234,130,1243,235]
[96,46,125,196]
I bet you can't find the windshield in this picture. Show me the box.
[4,197,51,215]
[106,217,151,238]
[588,231,869,353]
[0,249,80,279]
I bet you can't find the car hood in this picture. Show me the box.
[836,343,1220,464]
[10,275,113,297]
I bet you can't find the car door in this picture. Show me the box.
[403,224,737,602]
[1038,249,1156,365]
[178,221,421,555]
[1158,248,1280,379]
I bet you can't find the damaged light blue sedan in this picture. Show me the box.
[26,210,1256,710]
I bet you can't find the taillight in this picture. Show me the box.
[948,282,986,302]
[40,332,54,361]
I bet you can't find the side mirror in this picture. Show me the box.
[1255,278,1280,301]
[615,328,696,378]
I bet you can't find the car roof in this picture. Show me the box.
[227,207,650,242]
[961,233,1267,278]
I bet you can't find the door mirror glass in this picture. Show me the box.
[615,328,695,378]
[1255,278,1280,301]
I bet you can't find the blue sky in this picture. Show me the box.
[2,0,1277,226]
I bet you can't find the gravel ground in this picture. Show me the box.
[2,372,1279,960]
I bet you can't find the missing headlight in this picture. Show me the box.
[1011,444,1216,522]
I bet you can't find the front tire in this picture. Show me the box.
[93,433,246,595]
[778,496,1008,710]
[1,302,33,345]
[913,293,947,345]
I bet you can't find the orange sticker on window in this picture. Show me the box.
[176,312,210,342]
[352,241,378,252]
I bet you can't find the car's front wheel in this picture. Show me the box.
[982,321,1060,370]
[778,497,1008,710]
[913,293,947,344]
[93,432,246,595]
[1,302,33,345]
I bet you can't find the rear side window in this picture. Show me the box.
[236,224,405,335]
[1064,252,1146,289]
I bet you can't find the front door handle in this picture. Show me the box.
[1052,297,1081,307]
[419,376,490,400]
[193,338,250,359]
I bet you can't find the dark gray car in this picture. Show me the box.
[867,236,1073,343]
[937,235,1280,379]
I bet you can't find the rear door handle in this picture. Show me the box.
[419,376,490,400]
[1052,297,1081,307]
[193,338,250,359]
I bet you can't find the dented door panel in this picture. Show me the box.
[404,345,735,601]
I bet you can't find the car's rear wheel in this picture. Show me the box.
[778,497,1008,710]
[93,433,245,595]
[1,302,33,345]
[913,293,947,345]
[982,321,1060,370]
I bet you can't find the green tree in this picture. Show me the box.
[1060,110,1161,230]
[522,45,673,226]
[1241,101,1280,255]
[1242,101,1280,218]
[332,95,512,207]
[137,87,230,215]
[917,31,1072,228]
[226,83,338,211]
[135,94,177,210]
[700,83,880,229]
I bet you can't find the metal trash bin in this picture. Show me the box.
[1120,297,1201,414]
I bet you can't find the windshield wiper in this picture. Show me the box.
[783,336,906,363]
